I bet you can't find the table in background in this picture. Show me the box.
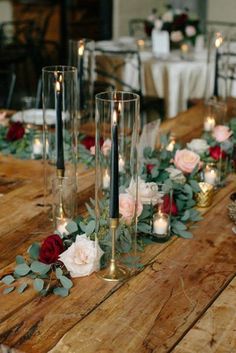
[0,103,236,353]
[96,39,214,118]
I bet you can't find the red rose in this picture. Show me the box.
[81,136,103,150]
[39,234,64,264]
[209,146,227,161]
[146,164,154,174]
[6,122,25,141]
[160,194,178,216]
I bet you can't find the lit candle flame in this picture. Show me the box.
[113,110,117,124]
[55,74,62,92]
[78,43,84,56]
[215,33,223,48]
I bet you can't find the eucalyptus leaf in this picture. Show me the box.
[53,287,69,297]
[15,255,25,264]
[33,278,44,292]
[56,267,63,279]
[31,261,51,275]
[28,242,40,260]
[15,263,30,276]
[65,221,78,234]
[3,286,15,294]
[189,179,201,193]
[138,222,152,234]
[79,221,87,233]
[18,283,28,294]
[85,203,96,219]
[181,210,190,222]
[85,220,96,236]
[1,275,15,285]
[59,275,73,289]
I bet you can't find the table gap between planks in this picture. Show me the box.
[0,102,236,353]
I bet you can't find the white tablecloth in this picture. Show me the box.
[95,40,214,118]
[137,50,212,118]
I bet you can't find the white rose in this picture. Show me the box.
[187,139,209,155]
[162,10,173,23]
[185,25,196,37]
[59,234,103,277]
[127,177,161,205]
[165,166,186,184]
[170,31,184,42]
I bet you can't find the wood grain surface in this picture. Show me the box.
[0,103,236,353]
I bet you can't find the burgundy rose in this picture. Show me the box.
[81,136,104,150]
[6,122,25,141]
[160,194,178,216]
[209,146,227,161]
[146,164,154,174]
[39,234,64,264]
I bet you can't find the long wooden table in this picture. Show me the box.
[0,103,236,353]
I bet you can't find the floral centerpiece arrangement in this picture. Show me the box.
[146,4,201,47]
[1,117,235,297]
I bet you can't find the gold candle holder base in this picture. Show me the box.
[98,259,130,282]
[97,217,130,282]
[195,182,214,208]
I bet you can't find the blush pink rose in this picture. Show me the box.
[212,125,232,142]
[185,25,196,37]
[174,149,200,174]
[101,138,111,156]
[119,193,143,225]
[90,145,95,155]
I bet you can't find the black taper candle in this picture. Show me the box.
[109,111,119,218]
[56,79,65,172]
[79,43,84,111]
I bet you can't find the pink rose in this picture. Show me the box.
[101,138,111,156]
[90,145,95,155]
[119,193,143,225]
[212,125,232,143]
[174,149,200,174]
[0,112,6,121]
[185,25,196,37]
[170,31,183,43]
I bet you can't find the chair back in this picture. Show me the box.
[94,47,143,98]
[0,70,16,109]
[213,34,236,98]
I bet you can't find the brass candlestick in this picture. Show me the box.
[98,218,129,282]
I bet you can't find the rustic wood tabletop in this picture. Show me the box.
[0,102,236,353]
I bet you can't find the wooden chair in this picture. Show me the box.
[214,50,236,98]
[0,70,16,109]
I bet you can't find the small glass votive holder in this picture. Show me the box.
[152,212,170,239]
[31,130,44,159]
[52,176,77,234]
[152,183,172,240]
[195,182,214,208]
[203,163,218,188]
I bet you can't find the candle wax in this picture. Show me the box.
[33,138,43,155]
[204,117,215,132]
[153,215,168,235]
[204,169,217,185]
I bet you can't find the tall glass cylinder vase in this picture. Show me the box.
[42,66,78,218]
[68,39,95,121]
[95,91,140,279]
